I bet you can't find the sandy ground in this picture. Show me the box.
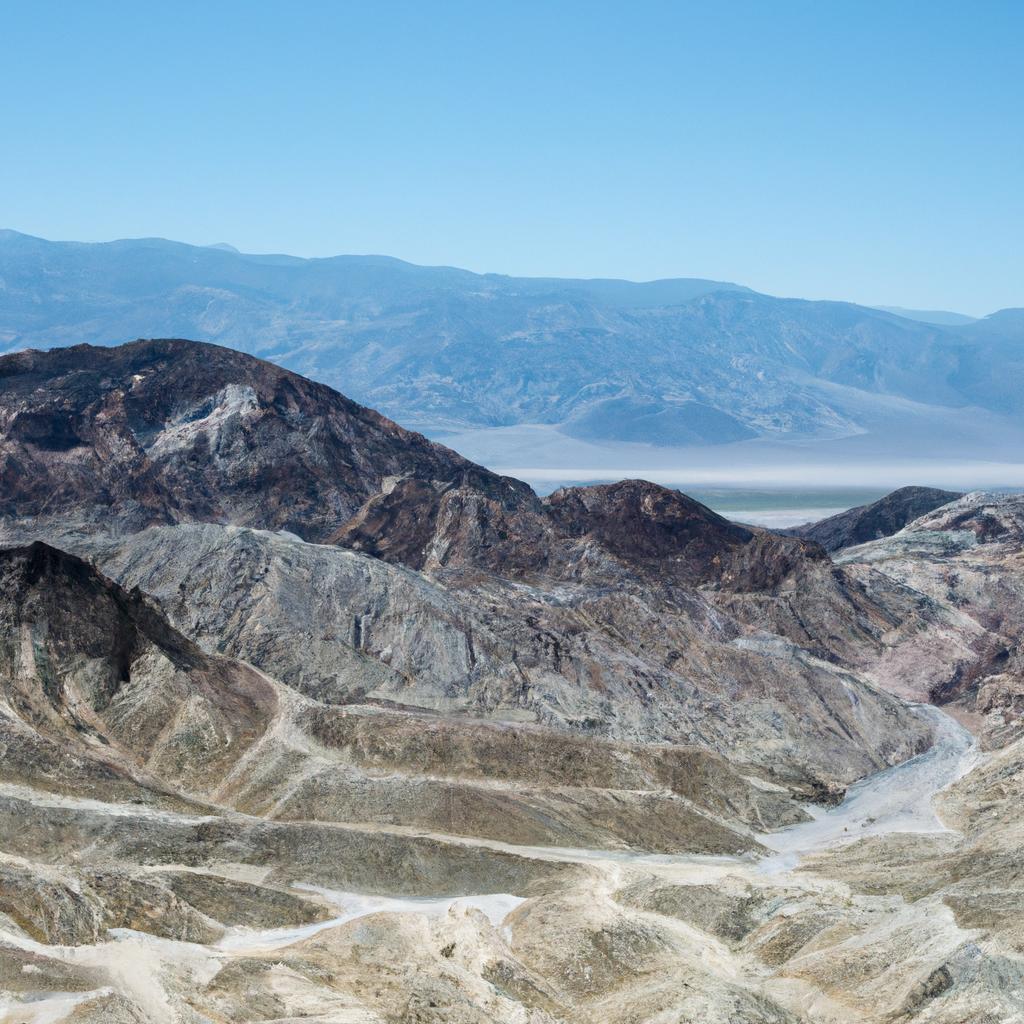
[0,704,992,1024]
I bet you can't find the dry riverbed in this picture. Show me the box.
[3,704,1005,1024]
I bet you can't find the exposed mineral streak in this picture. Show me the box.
[0,338,533,538]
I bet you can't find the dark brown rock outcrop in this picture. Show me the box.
[0,339,531,539]
[787,486,962,552]
[545,480,827,591]
[2,340,835,599]
[0,340,937,790]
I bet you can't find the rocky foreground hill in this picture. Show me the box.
[0,339,1021,1023]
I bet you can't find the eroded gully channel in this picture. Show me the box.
[214,702,978,951]
[0,704,980,1024]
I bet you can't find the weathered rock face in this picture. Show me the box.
[832,492,1024,747]
[543,480,829,592]
[0,339,532,538]
[794,727,1024,1021]
[333,473,828,593]
[0,341,829,593]
[0,520,931,797]
[0,536,805,852]
[787,485,963,552]
[546,479,755,564]
[0,341,937,794]
[0,541,276,799]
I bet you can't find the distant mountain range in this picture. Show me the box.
[870,306,979,326]
[1,230,1021,457]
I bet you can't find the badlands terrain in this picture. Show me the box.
[0,339,1021,1023]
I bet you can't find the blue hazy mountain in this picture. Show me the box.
[872,306,978,326]
[0,230,1021,453]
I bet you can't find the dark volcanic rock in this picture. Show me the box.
[0,340,828,596]
[545,480,827,591]
[0,339,531,540]
[788,486,963,552]
[336,475,825,594]
[545,480,754,567]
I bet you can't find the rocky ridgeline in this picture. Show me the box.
[787,486,964,551]
[0,340,933,790]
[0,339,1021,1023]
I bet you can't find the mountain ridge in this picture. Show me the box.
[0,337,933,789]
[3,230,1021,456]
[0,337,532,539]
[786,486,965,551]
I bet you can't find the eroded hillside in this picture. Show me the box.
[0,340,1021,1023]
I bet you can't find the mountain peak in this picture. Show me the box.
[0,338,527,540]
[788,486,964,551]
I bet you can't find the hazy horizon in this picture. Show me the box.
[2,228,1015,319]
[3,2,1022,316]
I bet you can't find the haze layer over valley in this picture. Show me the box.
[0,339,1021,1022]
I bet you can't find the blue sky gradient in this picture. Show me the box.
[2,0,1020,313]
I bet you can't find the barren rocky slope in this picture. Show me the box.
[1,519,926,796]
[0,340,1022,1023]
[787,486,963,551]
[833,492,1024,747]
[0,339,530,538]
[0,341,935,792]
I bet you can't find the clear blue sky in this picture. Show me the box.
[2,0,1020,314]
